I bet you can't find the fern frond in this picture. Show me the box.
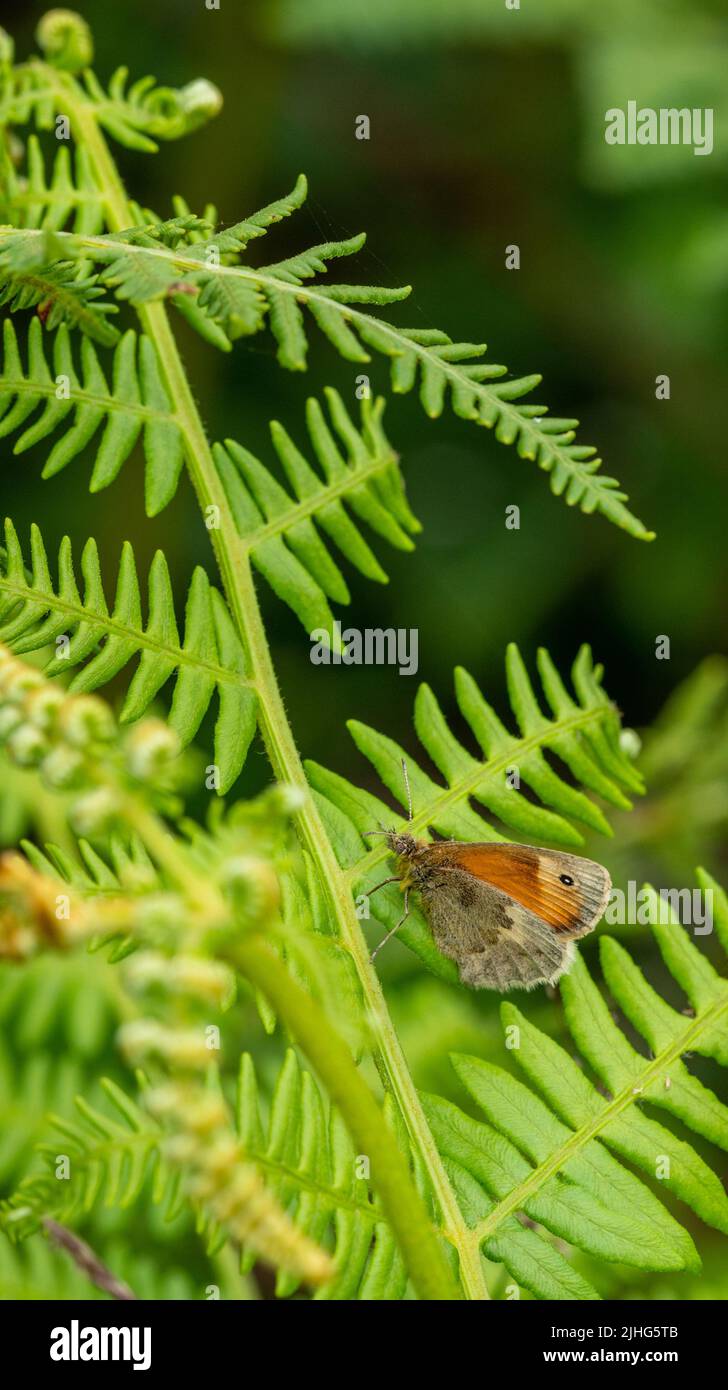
[0,519,257,792]
[0,135,106,235]
[0,205,654,538]
[75,67,223,153]
[0,319,184,514]
[307,643,643,978]
[423,880,728,1298]
[233,1049,422,1299]
[0,56,222,154]
[80,181,409,361]
[14,835,157,963]
[3,1067,335,1287]
[215,388,420,638]
[1,1077,183,1238]
[0,234,118,345]
[2,1051,430,1299]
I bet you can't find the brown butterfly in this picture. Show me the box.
[364,761,611,992]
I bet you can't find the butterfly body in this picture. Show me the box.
[383,832,611,992]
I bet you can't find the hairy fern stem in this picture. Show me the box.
[48,63,483,1299]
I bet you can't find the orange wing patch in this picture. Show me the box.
[441,843,586,932]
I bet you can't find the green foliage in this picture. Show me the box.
[233,1049,422,1300]
[0,9,718,1304]
[609,657,728,885]
[0,1230,201,1300]
[8,890,727,1302]
[424,877,728,1298]
[0,191,653,536]
[216,389,420,638]
[0,135,106,235]
[1,1050,426,1300]
[308,643,643,977]
[0,318,183,512]
[0,35,222,153]
[2,1078,183,1240]
[0,233,118,345]
[0,518,256,791]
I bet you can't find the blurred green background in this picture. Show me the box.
[2,0,727,1299]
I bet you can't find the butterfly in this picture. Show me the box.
[364,761,611,992]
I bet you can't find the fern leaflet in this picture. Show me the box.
[424,872,728,1298]
[0,520,257,792]
[216,388,420,637]
[308,643,643,978]
[0,135,106,235]
[0,319,187,514]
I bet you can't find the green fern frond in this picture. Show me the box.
[0,135,106,235]
[307,643,643,978]
[1,1077,183,1239]
[233,1049,424,1300]
[78,180,409,361]
[0,319,184,513]
[125,194,230,350]
[0,234,118,345]
[215,388,419,639]
[72,67,223,153]
[423,879,728,1298]
[0,205,653,538]
[2,1052,430,1300]
[20,832,164,961]
[0,54,222,154]
[21,832,159,901]
[0,519,257,792]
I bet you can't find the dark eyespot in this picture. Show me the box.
[560,874,574,886]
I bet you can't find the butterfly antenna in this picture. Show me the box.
[401,758,413,822]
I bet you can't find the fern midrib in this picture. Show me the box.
[0,572,254,692]
[243,1150,385,1220]
[42,1119,386,1224]
[50,64,479,1301]
[346,703,618,882]
[236,445,402,552]
[467,987,728,1249]
[0,223,622,508]
[0,375,173,427]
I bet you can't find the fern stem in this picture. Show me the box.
[232,935,461,1300]
[52,66,488,1300]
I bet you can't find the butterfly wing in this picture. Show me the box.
[414,843,611,991]
[417,869,571,990]
[423,841,611,938]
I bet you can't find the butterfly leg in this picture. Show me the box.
[370,888,410,963]
[364,876,401,899]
